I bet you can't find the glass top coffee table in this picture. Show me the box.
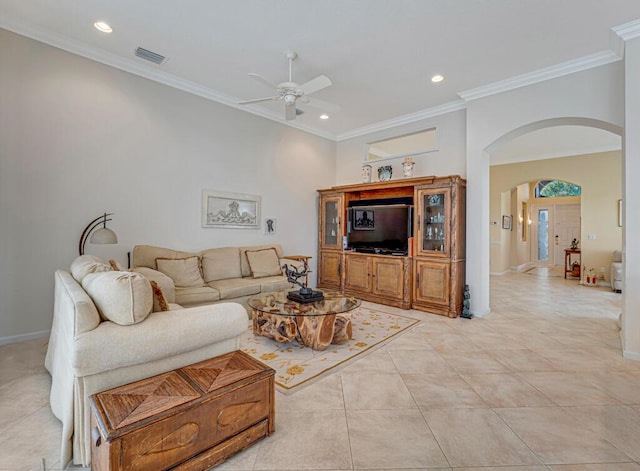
[248,290,361,351]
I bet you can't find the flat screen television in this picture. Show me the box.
[347,202,413,255]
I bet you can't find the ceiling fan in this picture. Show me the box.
[239,51,340,121]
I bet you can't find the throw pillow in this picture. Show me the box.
[150,280,170,312]
[82,271,152,325]
[246,248,282,278]
[70,255,112,283]
[155,256,205,288]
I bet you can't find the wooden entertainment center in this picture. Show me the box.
[317,175,466,317]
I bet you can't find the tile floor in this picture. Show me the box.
[2,270,640,470]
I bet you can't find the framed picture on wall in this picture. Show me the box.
[502,215,512,230]
[201,190,261,229]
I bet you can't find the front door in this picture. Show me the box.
[554,204,581,265]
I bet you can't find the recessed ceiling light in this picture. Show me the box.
[94,21,112,33]
[431,74,444,83]
[320,114,329,120]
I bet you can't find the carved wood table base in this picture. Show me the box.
[249,291,360,351]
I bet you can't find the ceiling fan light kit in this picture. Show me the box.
[239,51,340,121]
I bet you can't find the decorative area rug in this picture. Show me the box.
[240,307,420,394]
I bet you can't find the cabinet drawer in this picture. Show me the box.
[119,379,270,470]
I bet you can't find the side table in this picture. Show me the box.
[564,248,581,279]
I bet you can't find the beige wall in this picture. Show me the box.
[490,150,622,282]
[0,30,336,342]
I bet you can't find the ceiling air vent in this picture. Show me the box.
[135,47,166,65]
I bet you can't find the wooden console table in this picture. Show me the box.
[564,248,581,279]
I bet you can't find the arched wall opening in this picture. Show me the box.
[486,118,622,282]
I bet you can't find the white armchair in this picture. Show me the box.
[611,250,622,293]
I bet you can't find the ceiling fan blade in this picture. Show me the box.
[298,75,332,95]
[238,96,281,105]
[303,96,341,113]
[285,102,297,121]
[248,73,279,90]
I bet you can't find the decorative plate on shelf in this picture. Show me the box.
[428,194,442,205]
[377,165,392,181]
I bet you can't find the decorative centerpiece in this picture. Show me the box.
[570,238,579,250]
[282,262,324,303]
[362,164,372,183]
[377,165,392,181]
[402,156,415,178]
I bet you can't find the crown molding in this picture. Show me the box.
[0,20,336,141]
[335,99,466,142]
[612,18,640,41]
[610,19,640,58]
[458,50,621,102]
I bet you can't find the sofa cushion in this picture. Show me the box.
[70,255,112,283]
[259,275,292,293]
[207,278,262,300]
[175,286,221,306]
[82,271,152,325]
[131,267,176,304]
[201,247,242,282]
[72,302,249,377]
[246,248,282,278]
[132,245,195,270]
[239,245,284,277]
[156,256,205,288]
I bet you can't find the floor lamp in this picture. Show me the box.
[78,213,118,256]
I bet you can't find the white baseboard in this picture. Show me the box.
[469,307,490,318]
[511,263,533,273]
[622,349,640,361]
[0,330,49,346]
[489,270,510,276]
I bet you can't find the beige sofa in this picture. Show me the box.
[132,244,303,310]
[45,255,248,467]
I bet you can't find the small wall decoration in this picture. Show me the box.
[502,215,512,230]
[353,209,375,230]
[202,190,261,229]
[264,218,277,235]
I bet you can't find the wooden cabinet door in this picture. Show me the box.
[344,254,372,292]
[415,187,451,258]
[371,257,405,300]
[414,259,450,306]
[319,194,344,250]
[318,251,342,288]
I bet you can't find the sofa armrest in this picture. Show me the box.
[132,266,175,303]
[72,302,248,377]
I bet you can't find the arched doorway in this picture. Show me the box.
[486,118,622,301]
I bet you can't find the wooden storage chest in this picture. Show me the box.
[90,350,275,471]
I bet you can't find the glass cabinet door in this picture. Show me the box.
[418,189,450,256]
[320,195,343,249]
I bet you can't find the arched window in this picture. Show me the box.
[534,180,581,198]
